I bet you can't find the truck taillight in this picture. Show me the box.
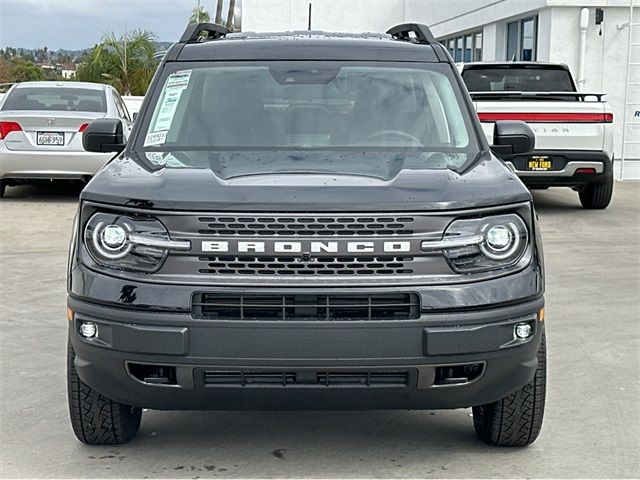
[478,112,613,123]
[0,121,22,139]
[78,123,89,133]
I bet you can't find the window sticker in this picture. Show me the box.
[165,70,192,90]
[145,70,192,144]
[153,89,181,132]
[144,130,168,146]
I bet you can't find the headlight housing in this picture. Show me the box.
[421,213,529,273]
[84,212,190,272]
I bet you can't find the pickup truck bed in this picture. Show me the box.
[460,62,614,209]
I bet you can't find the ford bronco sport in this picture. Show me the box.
[67,23,546,446]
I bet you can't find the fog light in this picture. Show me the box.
[80,322,97,338]
[515,323,533,339]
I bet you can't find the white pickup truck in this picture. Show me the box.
[459,62,614,209]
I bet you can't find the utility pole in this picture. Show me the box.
[196,0,201,22]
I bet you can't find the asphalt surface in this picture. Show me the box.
[1,182,639,479]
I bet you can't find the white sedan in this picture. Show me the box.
[0,81,132,198]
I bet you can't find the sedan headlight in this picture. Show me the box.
[84,212,190,272]
[421,213,529,273]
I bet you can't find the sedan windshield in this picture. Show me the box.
[139,61,479,179]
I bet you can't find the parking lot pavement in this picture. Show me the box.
[0,182,638,479]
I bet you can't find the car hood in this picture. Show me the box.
[82,152,530,211]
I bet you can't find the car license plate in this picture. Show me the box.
[527,156,552,171]
[37,132,64,146]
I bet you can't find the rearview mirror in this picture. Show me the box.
[491,120,535,157]
[83,119,125,153]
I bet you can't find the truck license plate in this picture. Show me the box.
[527,156,552,171]
[37,132,64,146]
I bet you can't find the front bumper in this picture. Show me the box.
[68,292,545,411]
[504,150,612,187]
[0,144,113,181]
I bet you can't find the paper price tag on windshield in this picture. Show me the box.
[144,130,168,146]
[148,70,192,135]
[166,70,192,90]
[153,89,182,132]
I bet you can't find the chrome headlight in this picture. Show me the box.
[421,214,529,273]
[84,212,190,272]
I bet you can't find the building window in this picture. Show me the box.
[506,16,538,61]
[439,30,483,62]
[474,32,483,61]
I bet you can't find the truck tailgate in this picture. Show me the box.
[474,100,610,151]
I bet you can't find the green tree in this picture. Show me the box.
[11,58,45,81]
[0,58,15,83]
[76,30,158,95]
[189,5,211,24]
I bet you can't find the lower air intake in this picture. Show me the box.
[203,370,410,387]
[192,292,420,321]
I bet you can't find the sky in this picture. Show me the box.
[0,0,233,50]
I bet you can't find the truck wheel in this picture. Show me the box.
[579,175,613,209]
[472,333,546,446]
[67,341,142,444]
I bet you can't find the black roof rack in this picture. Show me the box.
[386,23,437,45]
[180,23,231,43]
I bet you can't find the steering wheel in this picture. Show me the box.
[363,130,423,146]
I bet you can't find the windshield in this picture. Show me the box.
[2,87,107,112]
[138,61,479,179]
[462,66,575,93]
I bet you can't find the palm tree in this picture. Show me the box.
[189,6,211,24]
[76,30,158,96]
[215,0,224,24]
[226,0,236,30]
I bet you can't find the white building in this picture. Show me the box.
[241,0,639,180]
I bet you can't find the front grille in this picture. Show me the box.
[192,292,420,320]
[198,255,415,276]
[203,370,410,387]
[197,215,415,236]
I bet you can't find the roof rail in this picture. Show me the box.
[180,23,231,43]
[386,23,437,45]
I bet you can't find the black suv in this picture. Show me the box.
[68,23,546,446]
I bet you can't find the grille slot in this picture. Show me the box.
[198,256,415,276]
[192,292,420,321]
[203,370,410,387]
[197,215,415,236]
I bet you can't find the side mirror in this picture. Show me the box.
[83,119,125,153]
[491,120,535,157]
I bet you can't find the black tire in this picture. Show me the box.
[472,333,546,447]
[579,175,613,209]
[67,341,142,445]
